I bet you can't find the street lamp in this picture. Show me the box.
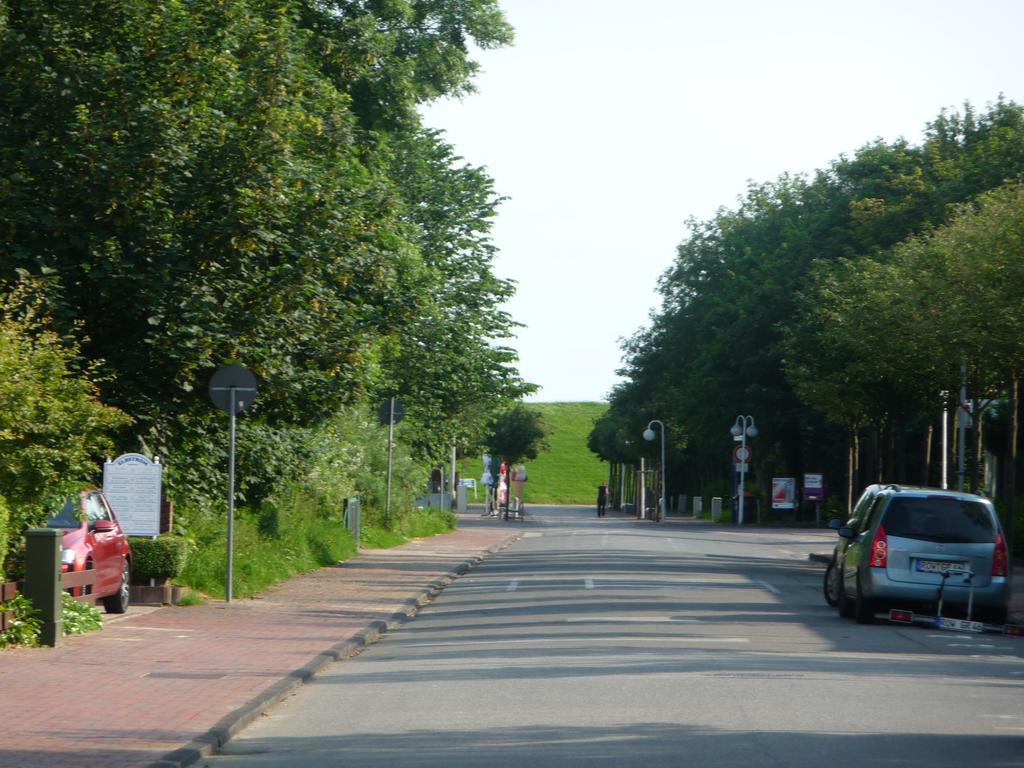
[730,415,757,525]
[643,420,666,523]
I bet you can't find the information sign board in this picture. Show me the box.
[103,453,162,537]
[803,473,825,502]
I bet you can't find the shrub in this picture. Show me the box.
[0,592,102,647]
[61,593,102,635]
[129,536,193,583]
[0,593,40,648]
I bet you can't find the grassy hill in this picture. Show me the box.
[459,402,608,505]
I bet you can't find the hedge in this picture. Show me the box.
[129,535,193,583]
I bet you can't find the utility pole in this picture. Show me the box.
[958,360,968,492]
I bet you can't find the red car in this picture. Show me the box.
[46,489,132,613]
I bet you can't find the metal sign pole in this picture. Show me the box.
[227,386,236,603]
[208,364,257,605]
[385,398,395,526]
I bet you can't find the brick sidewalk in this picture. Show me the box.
[0,520,520,768]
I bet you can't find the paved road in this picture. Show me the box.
[205,506,1024,768]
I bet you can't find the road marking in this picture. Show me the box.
[565,617,700,623]
[401,637,750,649]
[667,538,678,549]
[584,578,594,590]
[947,643,1005,650]
[506,580,518,592]
[127,627,195,632]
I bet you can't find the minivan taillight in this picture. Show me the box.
[993,533,1007,577]
[869,524,888,568]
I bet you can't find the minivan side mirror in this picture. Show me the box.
[837,526,856,540]
[90,519,116,533]
[827,518,842,530]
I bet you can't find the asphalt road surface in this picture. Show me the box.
[205,506,1024,768]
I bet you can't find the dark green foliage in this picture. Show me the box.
[0,0,521,522]
[596,99,1024,518]
[128,535,193,582]
[486,403,548,465]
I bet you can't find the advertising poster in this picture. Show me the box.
[771,477,796,509]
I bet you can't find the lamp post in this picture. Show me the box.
[643,420,666,522]
[730,415,757,525]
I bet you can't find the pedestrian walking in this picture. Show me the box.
[597,484,608,517]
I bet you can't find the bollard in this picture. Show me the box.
[711,497,723,522]
[344,497,361,549]
[24,528,62,647]
[692,497,703,518]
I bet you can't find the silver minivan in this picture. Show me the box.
[832,485,1010,624]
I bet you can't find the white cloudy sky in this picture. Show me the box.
[421,0,1024,403]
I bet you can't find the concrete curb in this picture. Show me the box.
[148,532,522,768]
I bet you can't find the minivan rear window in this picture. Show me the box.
[882,497,995,543]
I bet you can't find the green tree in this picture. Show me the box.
[0,0,519,510]
[0,279,130,569]
[486,403,548,466]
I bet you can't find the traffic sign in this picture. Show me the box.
[209,365,258,413]
[379,398,405,426]
[733,444,751,463]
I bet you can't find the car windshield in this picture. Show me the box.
[882,496,996,543]
[46,498,81,528]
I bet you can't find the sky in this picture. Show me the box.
[421,0,1024,403]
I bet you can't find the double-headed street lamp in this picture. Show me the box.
[730,415,757,525]
[643,419,666,522]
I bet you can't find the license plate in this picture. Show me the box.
[915,559,965,573]
[936,617,984,633]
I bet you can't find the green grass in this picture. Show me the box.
[461,402,609,504]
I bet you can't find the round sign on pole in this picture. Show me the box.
[378,398,405,426]
[209,365,258,413]
[733,444,751,463]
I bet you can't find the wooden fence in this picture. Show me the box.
[0,570,98,633]
[0,579,20,633]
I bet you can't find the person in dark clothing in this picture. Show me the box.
[597,484,608,517]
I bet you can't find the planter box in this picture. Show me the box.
[129,584,183,606]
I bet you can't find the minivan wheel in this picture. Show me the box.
[854,574,874,624]
[823,559,840,607]
[102,561,130,614]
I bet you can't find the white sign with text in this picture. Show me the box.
[103,453,162,537]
